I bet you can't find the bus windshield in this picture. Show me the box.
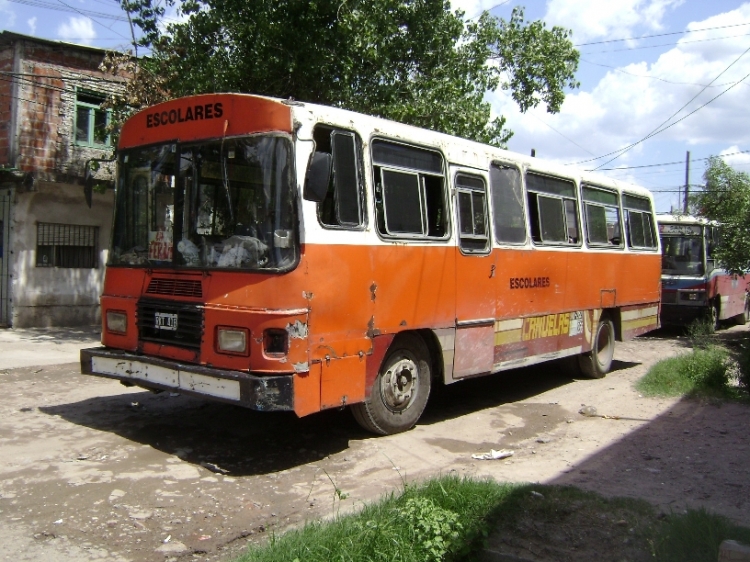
[661,235,704,275]
[110,135,296,270]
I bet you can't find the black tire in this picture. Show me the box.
[351,333,431,435]
[709,300,720,331]
[578,316,615,379]
[736,295,749,326]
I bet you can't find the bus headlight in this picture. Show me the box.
[216,327,248,355]
[106,311,127,334]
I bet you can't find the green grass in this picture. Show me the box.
[236,476,515,562]
[636,344,741,399]
[653,508,750,562]
[233,476,750,562]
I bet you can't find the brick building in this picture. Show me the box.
[0,32,127,327]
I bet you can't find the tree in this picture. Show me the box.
[114,0,579,147]
[692,156,750,275]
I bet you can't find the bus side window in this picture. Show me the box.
[582,185,622,248]
[371,139,448,239]
[525,172,579,245]
[489,163,527,244]
[622,194,657,249]
[455,173,489,253]
[310,126,364,229]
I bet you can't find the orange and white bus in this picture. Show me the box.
[81,93,661,434]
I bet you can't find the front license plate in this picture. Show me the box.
[155,312,178,331]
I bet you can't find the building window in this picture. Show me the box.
[75,91,110,147]
[37,223,99,268]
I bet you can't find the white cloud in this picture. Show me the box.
[27,16,37,35]
[493,2,750,171]
[449,0,502,19]
[57,16,97,45]
[720,146,750,167]
[0,0,16,28]
[545,0,684,42]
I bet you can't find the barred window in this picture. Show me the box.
[37,223,98,268]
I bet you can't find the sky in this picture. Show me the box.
[2,0,749,212]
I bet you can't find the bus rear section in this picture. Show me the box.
[81,93,662,435]
[658,214,750,328]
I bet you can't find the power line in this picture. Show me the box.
[581,31,750,55]
[575,22,750,47]
[6,0,130,21]
[571,44,750,169]
[580,58,750,89]
[596,150,750,171]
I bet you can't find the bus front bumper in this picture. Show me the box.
[80,347,294,412]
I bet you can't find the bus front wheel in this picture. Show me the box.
[351,333,431,435]
[578,317,615,379]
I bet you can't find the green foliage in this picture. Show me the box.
[637,345,731,398]
[238,475,514,562]
[735,338,750,391]
[692,156,750,275]
[397,497,462,562]
[686,317,716,347]
[116,1,579,147]
[652,509,750,562]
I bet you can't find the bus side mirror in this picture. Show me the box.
[303,152,332,203]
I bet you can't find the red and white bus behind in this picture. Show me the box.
[658,214,749,329]
[81,93,661,434]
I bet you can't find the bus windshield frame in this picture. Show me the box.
[109,133,298,272]
[661,232,705,276]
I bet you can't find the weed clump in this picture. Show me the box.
[637,345,731,397]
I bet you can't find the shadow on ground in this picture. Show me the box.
[549,396,750,525]
[40,358,605,477]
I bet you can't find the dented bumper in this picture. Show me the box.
[80,347,294,411]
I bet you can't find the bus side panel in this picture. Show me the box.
[713,271,749,320]
[492,309,589,370]
[301,243,454,410]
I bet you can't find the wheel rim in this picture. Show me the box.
[381,356,419,413]
[595,323,614,368]
[711,304,719,329]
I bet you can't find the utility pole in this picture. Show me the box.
[683,151,691,213]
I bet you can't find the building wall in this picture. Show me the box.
[0,33,126,327]
[10,181,113,327]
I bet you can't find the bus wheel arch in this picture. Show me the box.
[578,314,615,379]
[351,332,432,435]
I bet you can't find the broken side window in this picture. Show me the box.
[311,125,365,229]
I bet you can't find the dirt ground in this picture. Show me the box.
[0,326,748,562]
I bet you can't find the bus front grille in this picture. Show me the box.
[146,278,203,298]
[137,298,204,349]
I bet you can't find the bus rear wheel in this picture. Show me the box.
[578,316,615,379]
[351,333,431,435]
[736,295,749,325]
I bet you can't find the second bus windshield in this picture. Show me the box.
[661,235,704,275]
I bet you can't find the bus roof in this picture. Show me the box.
[121,93,654,202]
[656,213,716,226]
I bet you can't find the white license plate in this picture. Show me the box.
[155,312,178,331]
